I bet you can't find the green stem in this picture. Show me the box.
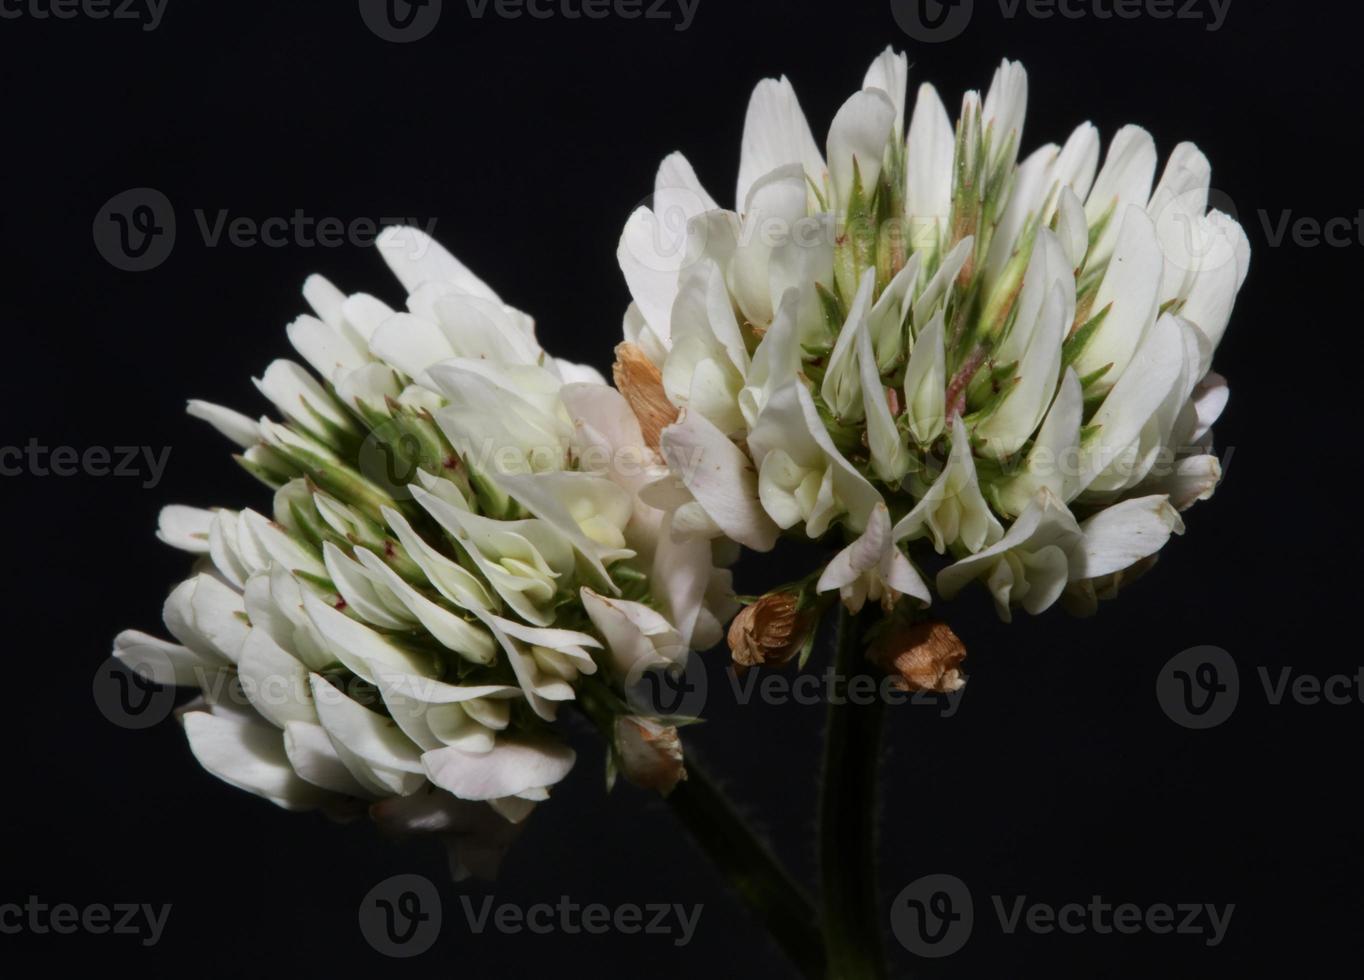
[668,757,826,980]
[819,606,887,979]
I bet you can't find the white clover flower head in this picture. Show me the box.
[114,227,737,878]
[617,47,1245,621]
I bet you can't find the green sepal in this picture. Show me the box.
[815,281,846,340]
[1061,302,1112,371]
[235,452,289,490]
[834,157,878,303]
[466,463,516,520]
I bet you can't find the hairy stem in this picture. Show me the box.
[819,606,887,979]
[667,756,825,979]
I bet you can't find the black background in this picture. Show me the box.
[2,0,1359,976]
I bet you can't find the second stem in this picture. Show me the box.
[819,605,887,979]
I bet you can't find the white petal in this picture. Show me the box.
[381,506,497,613]
[1054,187,1089,270]
[113,630,221,688]
[581,588,686,676]
[737,76,826,210]
[739,287,802,428]
[240,509,326,578]
[354,547,499,664]
[894,415,1001,554]
[187,400,260,449]
[905,83,955,253]
[1050,123,1101,209]
[157,505,214,554]
[976,282,1066,458]
[658,409,779,552]
[189,573,250,664]
[300,587,434,684]
[368,313,458,382]
[1142,453,1223,511]
[423,737,575,802]
[1070,495,1184,580]
[183,709,329,810]
[553,358,607,386]
[936,488,1081,614]
[377,225,500,303]
[1085,125,1157,268]
[237,628,316,728]
[254,359,354,435]
[911,235,973,329]
[310,673,424,774]
[858,315,910,483]
[1078,313,1187,491]
[322,541,412,630]
[286,314,369,385]
[303,274,347,329]
[1074,205,1163,385]
[821,267,877,421]
[903,310,946,446]
[827,89,896,212]
[1180,215,1249,371]
[992,367,1085,515]
[862,46,908,126]
[867,251,922,371]
[340,293,395,343]
[748,380,883,533]
[982,59,1028,170]
[282,720,371,796]
[462,471,630,588]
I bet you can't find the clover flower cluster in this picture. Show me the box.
[617,47,1246,621]
[114,227,735,877]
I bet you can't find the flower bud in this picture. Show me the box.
[868,620,967,693]
[727,591,811,669]
[613,342,679,450]
[614,716,686,796]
